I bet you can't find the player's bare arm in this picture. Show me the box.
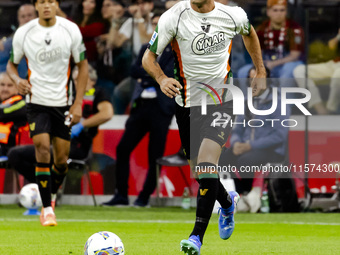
[142,48,182,98]
[6,61,31,95]
[68,59,88,126]
[242,26,267,97]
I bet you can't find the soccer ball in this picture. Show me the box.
[19,183,42,209]
[84,231,125,255]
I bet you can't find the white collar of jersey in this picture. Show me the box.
[36,16,59,30]
[189,2,217,17]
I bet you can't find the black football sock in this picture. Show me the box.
[51,164,68,194]
[197,177,232,209]
[190,162,219,243]
[217,179,232,209]
[35,162,52,208]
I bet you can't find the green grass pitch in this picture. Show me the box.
[0,204,339,254]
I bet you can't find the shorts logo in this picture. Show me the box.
[149,31,158,46]
[29,123,35,131]
[200,189,208,196]
[218,131,225,140]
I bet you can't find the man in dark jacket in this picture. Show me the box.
[102,14,176,207]
[219,67,289,213]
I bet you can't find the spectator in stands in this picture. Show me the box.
[96,0,131,103]
[8,65,113,188]
[110,0,154,56]
[0,72,27,156]
[165,0,179,10]
[0,4,37,78]
[238,0,304,82]
[111,0,154,114]
[102,12,176,207]
[293,28,340,114]
[74,0,107,67]
[219,66,289,213]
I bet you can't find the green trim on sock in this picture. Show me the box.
[198,173,218,179]
[35,172,51,176]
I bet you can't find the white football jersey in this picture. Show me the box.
[149,1,250,107]
[11,16,86,107]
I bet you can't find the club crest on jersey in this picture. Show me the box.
[45,33,51,45]
[191,32,226,55]
[201,24,211,33]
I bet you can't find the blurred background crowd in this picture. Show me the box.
[0,0,339,115]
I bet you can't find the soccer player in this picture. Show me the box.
[142,0,266,254]
[7,0,88,226]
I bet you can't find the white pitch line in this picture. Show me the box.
[0,218,339,225]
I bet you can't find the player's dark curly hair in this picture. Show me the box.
[31,0,61,4]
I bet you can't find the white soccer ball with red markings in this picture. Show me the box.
[19,183,42,209]
[84,231,125,255]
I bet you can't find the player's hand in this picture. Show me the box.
[67,103,82,127]
[15,78,31,95]
[158,76,182,98]
[251,71,267,97]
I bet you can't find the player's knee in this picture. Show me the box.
[35,143,50,159]
[196,162,219,179]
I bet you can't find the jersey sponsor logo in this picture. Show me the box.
[149,31,158,46]
[36,47,62,64]
[191,32,226,55]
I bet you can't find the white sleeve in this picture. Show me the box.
[10,28,25,64]
[119,18,133,40]
[70,23,87,63]
[148,9,176,55]
[233,7,251,36]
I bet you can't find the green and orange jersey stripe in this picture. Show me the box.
[65,59,71,104]
[224,40,233,84]
[25,57,33,102]
[35,167,50,176]
[222,40,233,102]
[171,38,187,106]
